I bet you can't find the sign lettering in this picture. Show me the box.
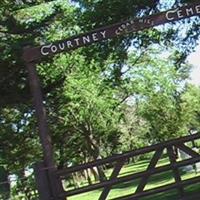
[23,2,200,62]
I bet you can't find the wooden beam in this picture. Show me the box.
[135,148,163,194]
[167,146,185,197]
[175,143,200,158]
[99,158,126,200]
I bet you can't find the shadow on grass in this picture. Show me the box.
[112,171,174,190]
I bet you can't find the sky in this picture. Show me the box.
[159,0,200,86]
[187,43,200,86]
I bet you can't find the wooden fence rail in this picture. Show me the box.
[35,133,200,200]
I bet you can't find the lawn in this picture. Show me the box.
[66,157,200,200]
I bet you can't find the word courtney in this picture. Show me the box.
[41,31,107,56]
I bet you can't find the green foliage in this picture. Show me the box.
[44,55,123,166]
[0,0,77,106]
[1,0,200,198]
[0,106,41,170]
[180,84,200,132]
[125,46,192,142]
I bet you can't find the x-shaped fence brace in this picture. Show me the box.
[53,133,200,200]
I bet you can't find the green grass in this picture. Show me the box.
[66,158,200,200]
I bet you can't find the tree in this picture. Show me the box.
[180,84,200,132]
[0,105,41,199]
[1,0,200,198]
[0,0,76,106]
[119,104,149,152]
[42,54,123,181]
[121,46,192,143]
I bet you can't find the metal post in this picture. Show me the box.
[34,162,52,200]
[26,61,55,169]
[25,61,65,199]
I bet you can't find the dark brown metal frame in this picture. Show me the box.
[21,2,200,200]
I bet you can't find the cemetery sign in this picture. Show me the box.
[23,2,200,62]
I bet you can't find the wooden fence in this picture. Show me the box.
[34,133,200,200]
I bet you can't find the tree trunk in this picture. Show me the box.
[81,124,107,182]
[85,168,92,185]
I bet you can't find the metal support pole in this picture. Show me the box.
[25,61,65,199]
[34,162,52,200]
[26,61,55,169]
